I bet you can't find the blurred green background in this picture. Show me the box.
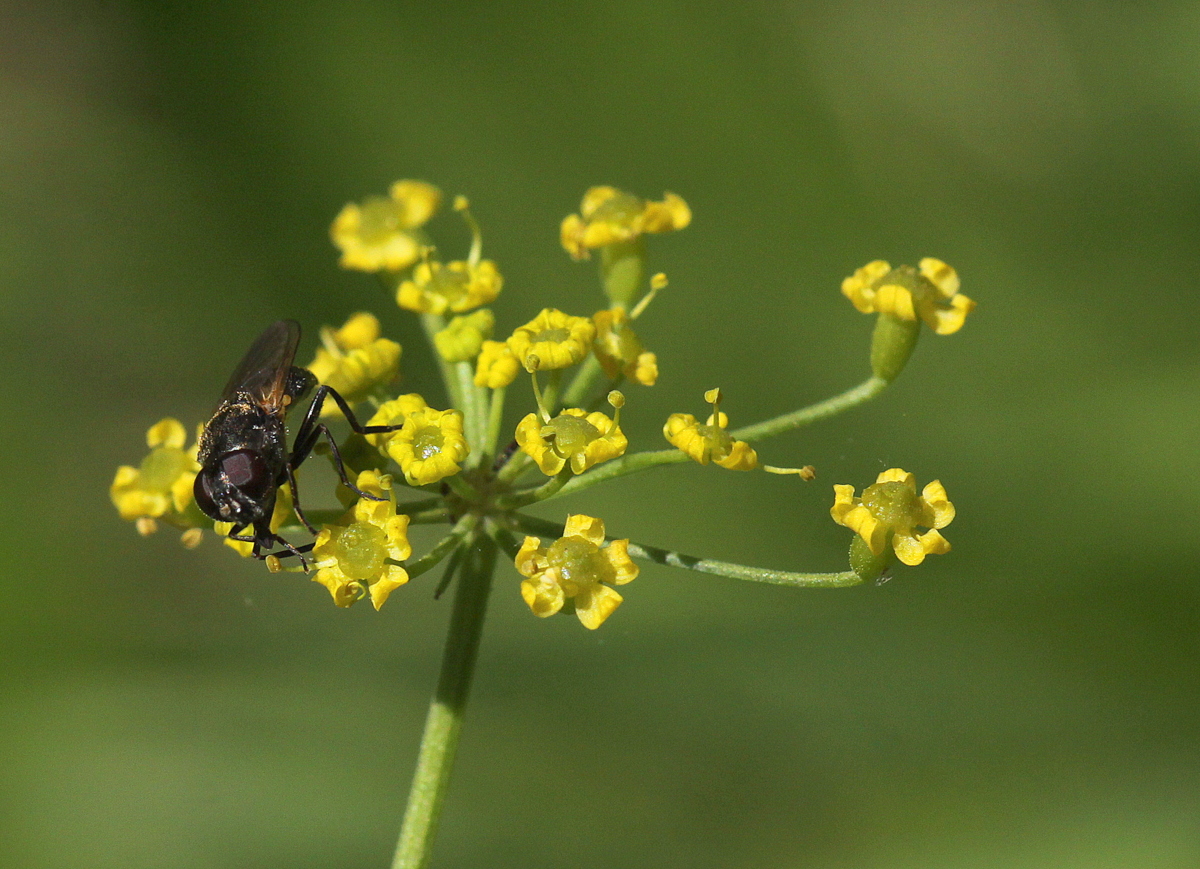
[3,1,1198,867]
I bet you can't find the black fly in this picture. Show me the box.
[192,319,399,571]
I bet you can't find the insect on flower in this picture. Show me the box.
[192,319,400,570]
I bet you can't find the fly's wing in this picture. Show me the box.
[218,319,302,414]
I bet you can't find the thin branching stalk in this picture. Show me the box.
[392,532,496,869]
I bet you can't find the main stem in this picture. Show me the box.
[391,532,496,869]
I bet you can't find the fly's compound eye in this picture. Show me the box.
[220,449,273,499]
[193,469,220,521]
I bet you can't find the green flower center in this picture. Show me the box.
[592,192,643,224]
[412,426,447,460]
[547,537,610,586]
[861,481,920,532]
[878,264,940,308]
[139,446,191,493]
[532,327,571,345]
[332,522,387,580]
[358,197,404,243]
[428,267,470,305]
[695,425,733,461]
[544,415,601,458]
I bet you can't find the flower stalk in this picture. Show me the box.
[392,530,495,869]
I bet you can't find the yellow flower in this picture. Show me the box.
[434,309,495,363]
[514,514,639,629]
[310,470,412,610]
[306,314,402,415]
[325,311,381,350]
[592,308,658,386]
[474,339,520,388]
[330,180,442,272]
[507,308,596,371]
[366,394,429,434]
[396,259,502,315]
[515,405,628,476]
[375,407,469,486]
[663,389,758,470]
[831,469,955,567]
[842,258,975,335]
[111,418,205,531]
[560,187,692,260]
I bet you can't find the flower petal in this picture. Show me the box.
[918,257,959,297]
[602,539,639,585]
[930,294,976,335]
[369,566,409,610]
[574,583,624,630]
[147,418,187,449]
[921,480,956,528]
[564,514,606,547]
[874,284,917,321]
[521,574,565,618]
[876,468,916,487]
[892,532,928,566]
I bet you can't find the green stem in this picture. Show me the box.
[512,513,861,588]
[559,353,605,409]
[391,531,496,869]
[407,507,453,525]
[624,541,861,588]
[481,385,507,467]
[499,466,573,509]
[495,449,534,484]
[543,378,888,503]
[487,521,523,559]
[550,448,689,500]
[420,312,461,410]
[731,376,888,443]
[452,359,490,466]
[539,369,562,416]
[404,514,479,581]
[444,473,480,503]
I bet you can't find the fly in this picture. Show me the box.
[192,319,399,570]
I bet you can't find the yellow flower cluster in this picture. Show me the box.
[114,178,970,630]
[397,259,502,315]
[474,340,520,389]
[592,308,657,386]
[507,308,595,371]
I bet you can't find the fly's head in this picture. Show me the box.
[193,449,276,528]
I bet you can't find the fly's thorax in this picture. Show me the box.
[198,394,289,468]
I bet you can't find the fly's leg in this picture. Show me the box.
[262,539,316,571]
[225,521,313,572]
[283,463,319,535]
[289,385,405,502]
